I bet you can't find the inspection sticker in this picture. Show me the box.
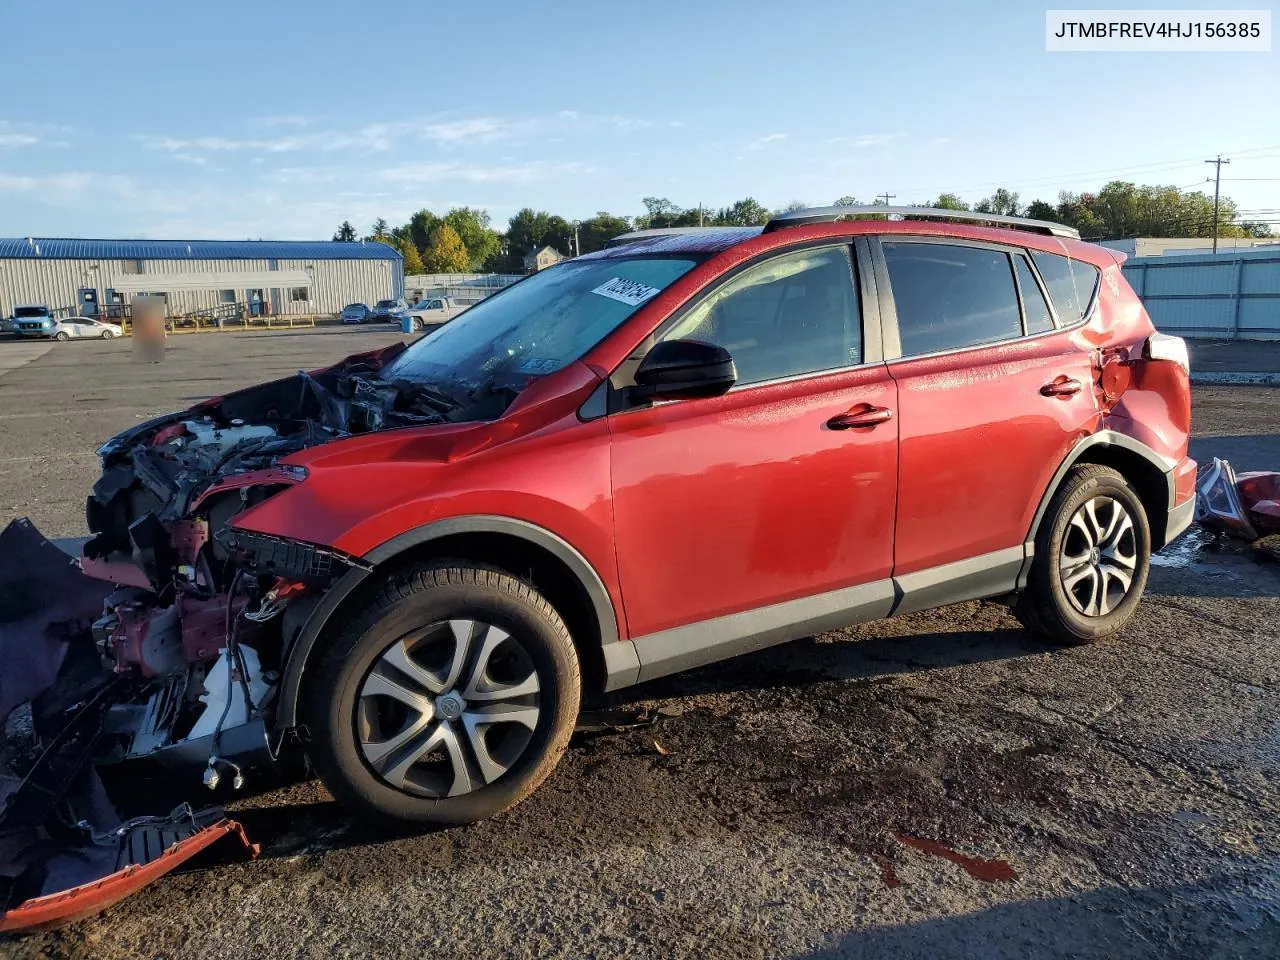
[590,277,662,307]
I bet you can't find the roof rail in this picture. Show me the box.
[761,206,1081,240]
[606,226,736,248]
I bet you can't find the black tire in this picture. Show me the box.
[54,331,69,341]
[1015,464,1150,644]
[302,562,580,827]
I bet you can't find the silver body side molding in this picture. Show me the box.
[603,545,1029,691]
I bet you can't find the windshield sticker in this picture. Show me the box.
[590,277,663,307]
[518,357,560,373]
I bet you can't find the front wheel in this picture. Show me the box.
[101,329,115,339]
[302,563,580,827]
[1015,464,1150,644]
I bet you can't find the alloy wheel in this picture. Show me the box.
[356,619,542,798]
[1059,495,1138,617]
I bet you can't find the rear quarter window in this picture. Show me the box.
[1030,251,1100,324]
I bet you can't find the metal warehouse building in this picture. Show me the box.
[0,238,403,321]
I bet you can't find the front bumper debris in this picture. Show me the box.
[0,519,259,932]
[0,812,257,933]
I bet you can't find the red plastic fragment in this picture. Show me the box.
[0,819,259,933]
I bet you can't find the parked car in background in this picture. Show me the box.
[405,295,465,332]
[341,303,371,324]
[12,304,57,338]
[370,298,409,322]
[50,316,125,341]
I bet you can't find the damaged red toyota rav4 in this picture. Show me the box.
[1,208,1195,926]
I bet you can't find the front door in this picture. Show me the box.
[873,237,1100,601]
[609,243,899,674]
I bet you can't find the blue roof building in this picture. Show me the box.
[0,237,403,319]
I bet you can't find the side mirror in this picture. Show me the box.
[631,339,737,402]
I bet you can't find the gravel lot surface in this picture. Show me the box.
[1,332,1277,959]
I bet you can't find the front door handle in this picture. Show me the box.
[1040,376,1083,398]
[827,405,894,429]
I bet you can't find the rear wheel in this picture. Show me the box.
[302,563,580,827]
[1015,464,1150,644]
[54,331,69,341]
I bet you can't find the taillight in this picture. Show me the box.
[1142,332,1189,375]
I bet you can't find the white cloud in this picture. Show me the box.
[420,118,505,142]
[0,133,40,148]
[827,132,905,148]
[378,160,592,185]
[746,132,788,151]
[0,171,93,193]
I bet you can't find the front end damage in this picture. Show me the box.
[0,344,471,930]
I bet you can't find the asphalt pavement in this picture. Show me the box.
[1,329,1278,959]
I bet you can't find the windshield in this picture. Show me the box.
[383,256,698,396]
[344,303,365,312]
[15,307,51,318]
[375,300,398,309]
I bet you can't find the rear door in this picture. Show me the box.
[870,236,1099,606]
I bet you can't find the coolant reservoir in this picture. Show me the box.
[187,645,272,741]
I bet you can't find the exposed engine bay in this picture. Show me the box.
[0,342,519,930]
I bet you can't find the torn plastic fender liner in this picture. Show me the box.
[0,818,259,933]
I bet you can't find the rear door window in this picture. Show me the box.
[1014,255,1055,334]
[1030,251,1100,324]
[881,242,1022,356]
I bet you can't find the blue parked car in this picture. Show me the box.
[12,304,56,338]
[340,303,371,324]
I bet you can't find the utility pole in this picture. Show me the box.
[698,203,703,227]
[877,192,896,206]
[1204,155,1230,253]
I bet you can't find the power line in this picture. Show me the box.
[892,143,1280,200]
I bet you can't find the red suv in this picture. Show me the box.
[15,208,1197,834]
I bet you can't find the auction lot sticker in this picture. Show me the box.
[591,277,663,306]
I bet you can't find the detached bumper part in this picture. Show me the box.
[1195,457,1280,541]
[0,812,258,933]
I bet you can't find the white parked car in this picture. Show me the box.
[50,316,125,341]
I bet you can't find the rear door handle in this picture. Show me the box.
[1040,376,1082,398]
[827,405,894,429]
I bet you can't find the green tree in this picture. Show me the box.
[833,196,861,207]
[576,212,633,254]
[332,220,357,241]
[504,209,573,264]
[367,218,390,241]
[974,189,1021,216]
[398,237,425,274]
[407,209,442,253]
[443,207,502,270]
[422,224,471,273]
[714,197,771,226]
[1023,200,1058,221]
[928,193,970,211]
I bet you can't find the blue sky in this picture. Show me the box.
[2,0,1277,239]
